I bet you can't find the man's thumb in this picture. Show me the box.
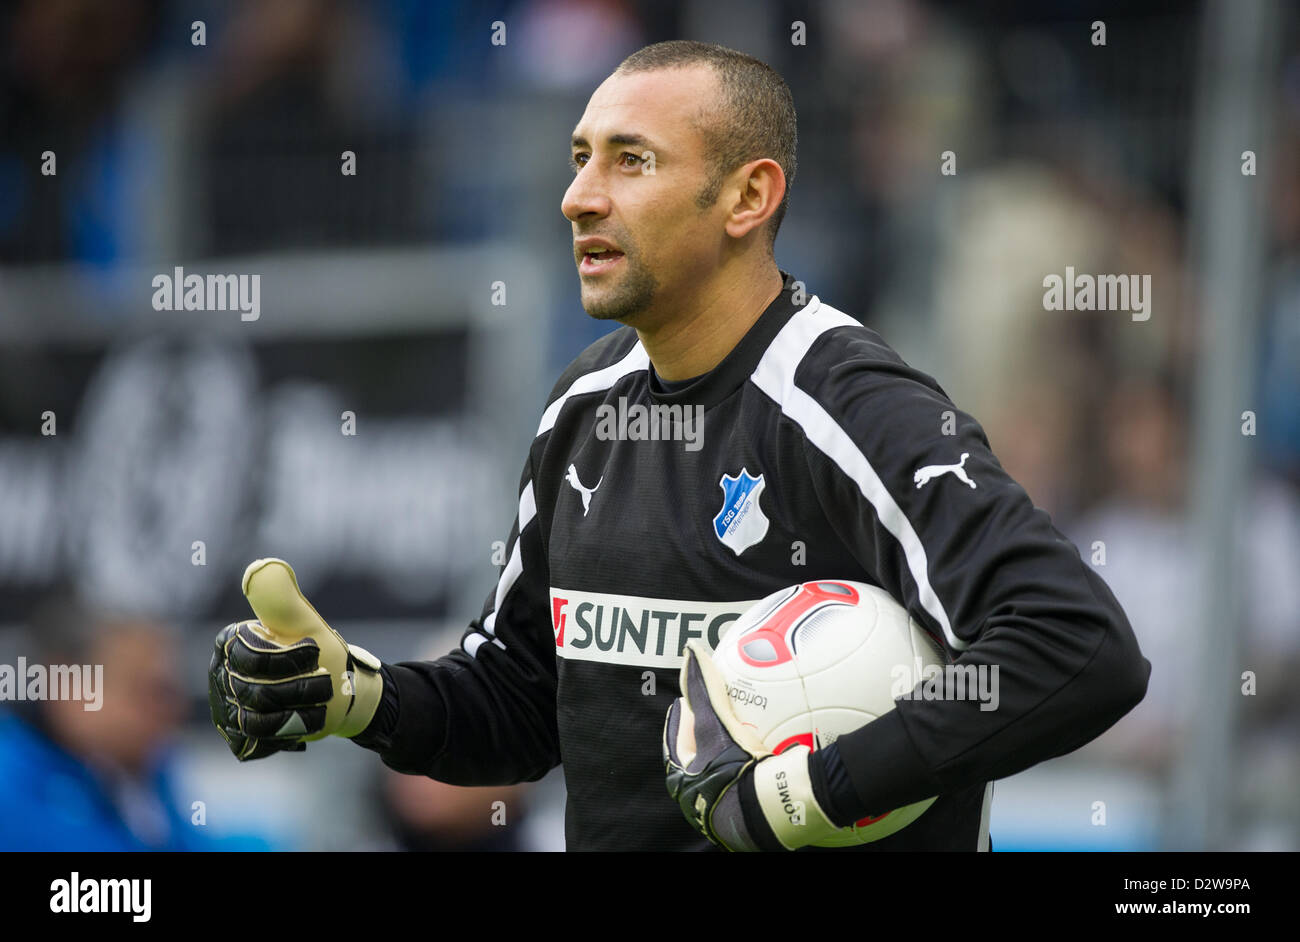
[242,557,332,646]
[241,557,355,741]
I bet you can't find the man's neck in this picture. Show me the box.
[632,263,784,382]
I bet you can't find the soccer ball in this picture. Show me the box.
[713,579,946,846]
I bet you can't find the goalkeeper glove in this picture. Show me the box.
[208,557,383,761]
[664,639,840,851]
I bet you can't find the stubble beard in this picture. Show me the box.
[581,250,660,323]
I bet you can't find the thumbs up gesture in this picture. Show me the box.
[208,558,384,761]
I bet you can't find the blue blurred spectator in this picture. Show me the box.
[0,596,269,850]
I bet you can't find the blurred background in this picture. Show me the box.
[0,0,1295,851]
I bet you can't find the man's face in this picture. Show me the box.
[563,65,727,325]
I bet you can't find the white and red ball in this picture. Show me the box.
[713,579,946,846]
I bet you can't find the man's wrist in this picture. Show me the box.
[749,747,839,849]
[351,662,398,750]
[808,742,861,828]
[737,772,786,852]
[334,644,383,738]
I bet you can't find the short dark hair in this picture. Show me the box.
[616,40,797,250]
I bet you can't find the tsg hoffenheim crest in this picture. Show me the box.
[713,469,770,555]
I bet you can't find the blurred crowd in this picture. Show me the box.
[0,0,1296,850]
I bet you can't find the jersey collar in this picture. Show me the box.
[646,270,806,410]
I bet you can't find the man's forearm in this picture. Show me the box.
[822,589,1150,821]
[351,662,449,775]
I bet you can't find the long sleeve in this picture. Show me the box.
[797,332,1151,816]
[354,449,561,785]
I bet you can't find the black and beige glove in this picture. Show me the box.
[208,558,383,761]
[664,639,840,851]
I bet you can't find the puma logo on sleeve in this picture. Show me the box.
[566,464,603,516]
[914,452,977,490]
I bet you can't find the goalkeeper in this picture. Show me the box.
[210,41,1149,851]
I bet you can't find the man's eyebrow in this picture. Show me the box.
[570,132,658,151]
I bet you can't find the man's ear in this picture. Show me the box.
[723,158,786,241]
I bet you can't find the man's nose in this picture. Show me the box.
[562,165,611,223]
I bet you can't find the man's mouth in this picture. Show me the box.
[579,247,625,275]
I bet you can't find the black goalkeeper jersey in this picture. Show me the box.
[357,271,1150,851]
